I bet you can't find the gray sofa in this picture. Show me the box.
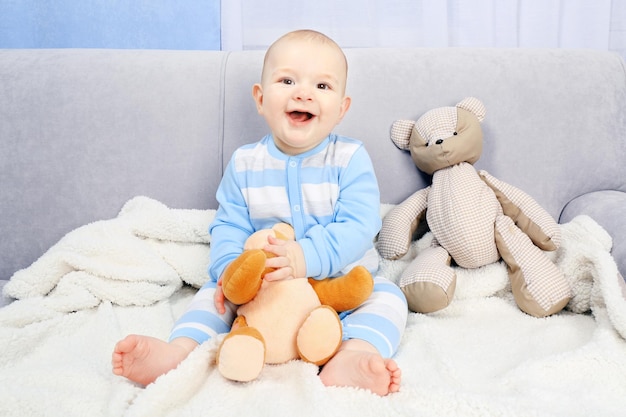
[1,47,625,303]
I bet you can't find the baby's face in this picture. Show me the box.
[253,38,351,155]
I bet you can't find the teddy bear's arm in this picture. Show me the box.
[378,187,430,260]
[478,170,561,251]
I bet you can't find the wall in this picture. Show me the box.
[0,0,220,50]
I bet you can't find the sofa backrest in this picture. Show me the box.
[1,48,625,280]
[222,47,626,210]
[0,49,227,280]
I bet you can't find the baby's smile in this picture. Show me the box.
[288,110,315,123]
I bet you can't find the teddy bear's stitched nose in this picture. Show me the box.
[435,139,444,145]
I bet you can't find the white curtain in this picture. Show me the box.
[221,0,626,61]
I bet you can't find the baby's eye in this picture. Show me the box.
[281,79,294,85]
[317,83,329,90]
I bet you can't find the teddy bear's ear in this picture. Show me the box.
[272,223,295,241]
[456,97,486,122]
[390,120,416,150]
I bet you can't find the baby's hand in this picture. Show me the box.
[214,278,226,314]
[263,235,306,281]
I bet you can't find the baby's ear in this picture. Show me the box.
[272,223,295,241]
[390,120,416,150]
[252,83,264,114]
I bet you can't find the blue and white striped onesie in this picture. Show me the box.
[170,133,407,358]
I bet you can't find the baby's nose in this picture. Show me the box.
[294,86,313,101]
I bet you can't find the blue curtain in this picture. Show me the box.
[0,0,221,50]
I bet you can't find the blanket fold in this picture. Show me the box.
[1,197,625,417]
[2,196,214,325]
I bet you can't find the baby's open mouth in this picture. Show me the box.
[288,111,314,122]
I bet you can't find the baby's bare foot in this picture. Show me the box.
[319,348,401,396]
[111,335,195,386]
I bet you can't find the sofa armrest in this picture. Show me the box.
[560,190,626,280]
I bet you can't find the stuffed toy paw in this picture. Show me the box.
[377,97,571,317]
[216,223,373,382]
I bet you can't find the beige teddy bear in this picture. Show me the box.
[216,223,373,382]
[377,97,571,317]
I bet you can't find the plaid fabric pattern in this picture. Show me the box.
[390,119,416,150]
[414,106,458,145]
[496,216,571,311]
[479,170,561,249]
[399,244,455,289]
[381,98,568,315]
[427,164,501,268]
[456,97,486,122]
[378,188,429,260]
[390,98,485,151]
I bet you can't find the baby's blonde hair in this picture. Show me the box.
[261,30,348,85]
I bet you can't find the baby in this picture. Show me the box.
[112,29,408,397]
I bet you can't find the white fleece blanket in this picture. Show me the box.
[1,196,626,417]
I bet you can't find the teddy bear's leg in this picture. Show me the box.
[296,305,343,366]
[479,170,562,251]
[400,245,456,313]
[308,265,374,312]
[221,249,267,305]
[216,315,266,382]
[495,215,571,317]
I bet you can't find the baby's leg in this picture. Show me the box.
[319,276,407,396]
[112,280,237,385]
[112,335,197,386]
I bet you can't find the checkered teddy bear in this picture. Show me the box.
[377,97,571,317]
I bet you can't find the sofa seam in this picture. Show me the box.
[218,51,231,179]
